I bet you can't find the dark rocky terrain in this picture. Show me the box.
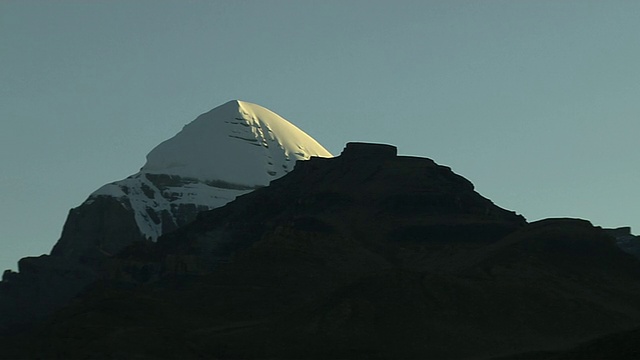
[0,194,147,331]
[2,142,640,359]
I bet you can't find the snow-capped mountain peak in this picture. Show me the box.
[142,100,332,187]
[82,100,332,242]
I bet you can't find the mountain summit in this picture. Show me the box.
[1,100,331,328]
[143,100,332,183]
[53,100,332,256]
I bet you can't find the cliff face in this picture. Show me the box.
[52,196,145,259]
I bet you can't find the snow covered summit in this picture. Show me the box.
[81,100,332,242]
[143,100,332,186]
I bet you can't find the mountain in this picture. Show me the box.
[0,100,331,330]
[4,142,640,359]
[52,100,332,257]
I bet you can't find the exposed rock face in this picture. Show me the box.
[51,196,145,259]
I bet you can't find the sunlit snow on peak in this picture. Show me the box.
[87,101,332,241]
[142,100,332,188]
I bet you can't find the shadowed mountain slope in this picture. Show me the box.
[2,143,640,360]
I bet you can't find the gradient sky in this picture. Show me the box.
[1,0,639,272]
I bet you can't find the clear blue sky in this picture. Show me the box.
[1,0,639,272]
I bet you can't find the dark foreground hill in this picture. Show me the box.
[2,143,640,359]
